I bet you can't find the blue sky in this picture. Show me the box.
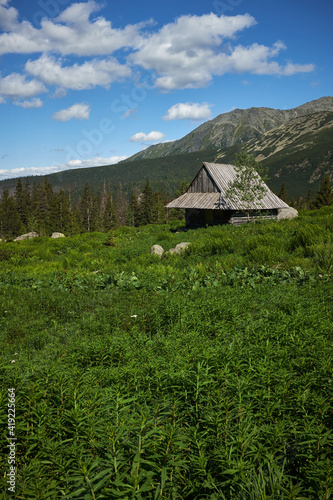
[0,0,332,180]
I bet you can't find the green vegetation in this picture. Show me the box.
[225,149,269,221]
[0,178,184,240]
[0,209,332,499]
[0,149,218,203]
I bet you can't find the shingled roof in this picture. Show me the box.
[166,162,289,211]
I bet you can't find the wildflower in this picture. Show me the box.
[10,360,15,363]
[131,314,138,318]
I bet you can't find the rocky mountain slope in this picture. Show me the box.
[216,110,333,196]
[127,96,333,161]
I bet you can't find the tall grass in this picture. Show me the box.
[0,208,332,498]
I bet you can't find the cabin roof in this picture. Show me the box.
[166,162,289,210]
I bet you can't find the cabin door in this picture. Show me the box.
[203,210,214,226]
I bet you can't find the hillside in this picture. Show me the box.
[0,97,332,201]
[0,149,218,200]
[216,110,333,196]
[126,96,333,161]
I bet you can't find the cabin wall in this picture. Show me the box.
[185,208,278,227]
[185,209,234,227]
[188,167,219,193]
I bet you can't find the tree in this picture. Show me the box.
[312,173,333,208]
[225,149,268,222]
[278,181,287,202]
[79,182,93,232]
[0,189,22,238]
[114,183,128,226]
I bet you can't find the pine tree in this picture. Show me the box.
[129,188,141,227]
[79,182,93,232]
[103,192,117,231]
[312,174,333,208]
[0,189,22,238]
[22,179,32,230]
[53,190,71,234]
[138,179,155,225]
[14,178,26,232]
[278,181,287,202]
[114,183,128,226]
[156,189,167,224]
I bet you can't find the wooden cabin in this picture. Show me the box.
[166,162,290,227]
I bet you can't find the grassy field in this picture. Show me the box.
[0,208,332,499]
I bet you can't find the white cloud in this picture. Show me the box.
[52,87,68,98]
[131,14,314,89]
[163,102,213,121]
[130,131,166,142]
[215,41,314,76]
[52,103,90,122]
[0,73,47,99]
[0,3,316,96]
[0,155,128,180]
[25,54,131,90]
[131,13,257,89]
[0,96,5,104]
[13,97,43,108]
[0,0,18,31]
[0,0,141,57]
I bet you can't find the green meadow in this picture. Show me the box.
[0,208,332,499]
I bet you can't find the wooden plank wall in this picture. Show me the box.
[188,167,219,193]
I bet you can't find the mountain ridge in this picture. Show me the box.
[125,96,333,161]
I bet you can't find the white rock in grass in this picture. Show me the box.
[14,232,39,241]
[51,232,65,238]
[169,242,191,255]
[277,207,298,221]
[151,244,164,257]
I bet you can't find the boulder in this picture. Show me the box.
[277,207,298,221]
[51,232,65,238]
[151,244,164,257]
[14,232,39,242]
[169,242,191,255]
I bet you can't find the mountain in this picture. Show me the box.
[0,149,218,200]
[216,110,333,197]
[0,97,332,201]
[126,96,333,161]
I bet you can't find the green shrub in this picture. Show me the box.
[291,224,320,249]
[306,243,333,272]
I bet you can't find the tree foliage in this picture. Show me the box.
[0,176,181,239]
[312,173,333,208]
[225,149,268,220]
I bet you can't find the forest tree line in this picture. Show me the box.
[0,174,332,239]
[0,178,185,239]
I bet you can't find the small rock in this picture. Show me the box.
[151,244,164,257]
[14,232,39,242]
[51,232,65,238]
[169,242,191,255]
[277,207,298,221]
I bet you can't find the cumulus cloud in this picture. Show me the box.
[163,102,213,121]
[215,41,314,76]
[0,73,47,99]
[130,131,166,142]
[13,97,43,108]
[52,103,90,122]
[0,3,315,97]
[0,155,128,180]
[26,54,131,90]
[131,14,314,89]
[0,0,141,56]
